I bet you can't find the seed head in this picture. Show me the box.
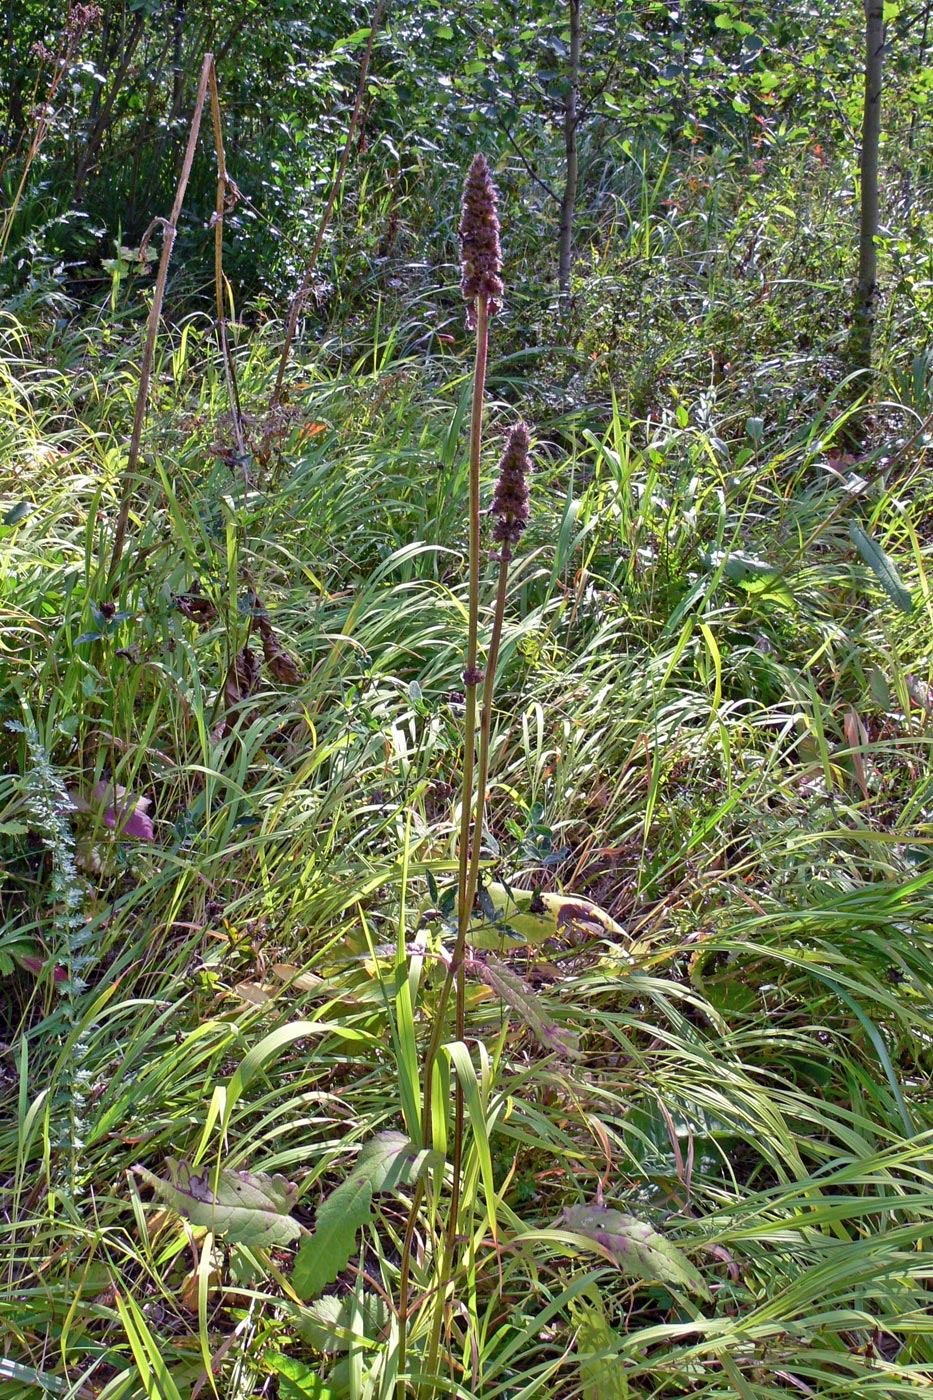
[459,154,503,328]
[491,423,532,552]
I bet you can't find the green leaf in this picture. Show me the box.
[561,1204,710,1299]
[850,522,913,613]
[868,666,891,709]
[738,575,795,608]
[570,1290,629,1400]
[297,1292,391,1354]
[293,1171,373,1300]
[265,1353,336,1399]
[293,1133,440,1299]
[133,1159,302,1246]
[703,548,775,582]
[2,501,33,526]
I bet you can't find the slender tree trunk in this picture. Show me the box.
[851,0,883,371]
[557,0,581,310]
[73,13,146,199]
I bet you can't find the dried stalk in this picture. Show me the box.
[107,52,214,586]
[209,63,246,462]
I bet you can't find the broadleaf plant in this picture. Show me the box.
[134,1158,302,1246]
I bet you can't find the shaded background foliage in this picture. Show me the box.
[7,0,932,322]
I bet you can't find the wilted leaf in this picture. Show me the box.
[293,1132,442,1299]
[843,705,872,802]
[906,674,933,713]
[561,1203,709,1299]
[257,615,303,685]
[69,782,155,841]
[134,1158,302,1246]
[18,954,67,984]
[222,646,261,732]
[173,592,218,625]
[273,963,326,993]
[850,522,913,613]
[234,980,275,1005]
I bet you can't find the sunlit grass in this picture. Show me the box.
[3,158,933,1399]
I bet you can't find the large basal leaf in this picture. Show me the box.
[293,1132,441,1300]
[850,522,913,613]
[265,1352,336,1399]
[561,1204,710,1300]
[134,1158,302,1246]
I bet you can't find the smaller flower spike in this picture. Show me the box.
[459,154,504,328]
[491,423,532,553]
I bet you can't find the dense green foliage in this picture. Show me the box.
[4,2,933,1398]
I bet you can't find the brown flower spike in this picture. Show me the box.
[459,154,504,328]
[491,423,531,553]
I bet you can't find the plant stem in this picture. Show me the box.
[412,293,489,1398]
[420,292,489,1143]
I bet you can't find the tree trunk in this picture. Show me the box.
[851,0,883,371]
[557,0,581,311]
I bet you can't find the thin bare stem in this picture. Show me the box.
[107,52,214,587]
[419,293,489,1143]
[415,295,489,1400]
[209,64,245,462]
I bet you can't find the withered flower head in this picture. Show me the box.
[67,4,103,39]
[491,423,531,551]
[459,154,503,328]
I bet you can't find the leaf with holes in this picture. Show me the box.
[133,1159,302,1246]
[561,1204,709,1299]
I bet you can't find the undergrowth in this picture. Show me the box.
[3,129,933,1400]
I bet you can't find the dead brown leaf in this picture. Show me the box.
[257,614,303,685]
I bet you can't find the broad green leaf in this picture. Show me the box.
[2,501,33,526]
[868,666,891,709]
[293,1133,440,1299]
[561,1204,710,1299]
[265,1353,336,1399]
[293,1172,373,1301]
[738,575,794,608]
[134,1159,301,1246]
[297,1292,391,1354]
[702,548,775,582]
[850,523,913,613]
